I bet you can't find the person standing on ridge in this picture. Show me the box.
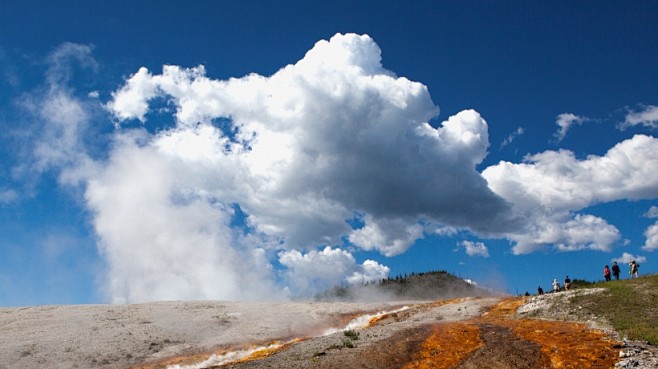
[552,279,560,293]
[611,261,621,280]
[629,260,639,278]
[604,265,611,281]
[564,276,571,290]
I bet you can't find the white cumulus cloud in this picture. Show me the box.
[623,105,658,129]
[278,247,389,296]
[459,240,489,257]
[612,252,646,265]
[483,134,658,254]
[348,215,424,257]
[642,221,658,251]
[644,205,658,218]
[98,33,522,301]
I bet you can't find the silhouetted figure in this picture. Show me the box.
[564,276,571,290]
[611,262,621,280]
[537,286,544,295]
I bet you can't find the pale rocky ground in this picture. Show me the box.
[0,300,407,369]
[0,298,496,369]
[1,291,656,369]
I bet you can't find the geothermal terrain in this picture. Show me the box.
[1,273,657,369]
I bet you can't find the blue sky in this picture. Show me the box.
[1,1,658,306]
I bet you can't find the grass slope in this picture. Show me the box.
[570,274,658,345]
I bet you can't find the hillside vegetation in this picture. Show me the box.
[570,274,658,345]
[315,270,492,302]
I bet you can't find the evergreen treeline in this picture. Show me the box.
[315,270,492,302]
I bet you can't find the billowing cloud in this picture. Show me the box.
[20,34,658,303]
[554,113,587,142]
[107,36,515,242]
[348,215,424,256]
[483,134,658,254]
[623,105,658,129]
[459,240,489,257]
[642,221,658,251]
[612,252,646,265]
[346,259,390,285]
[97,33,522,301]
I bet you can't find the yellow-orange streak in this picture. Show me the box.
[425,297,469,308]
[480,297,620,369]
[367,299,467,327]
[401,297,620,369]
[483,296,529,318]
[506,319,619,369]
[132,352,211,369]
[234,338,305,363]
[402,323,482,369]
[133,339,305,369]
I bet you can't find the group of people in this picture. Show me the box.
[533,260,641,296]
[603,260,639,281]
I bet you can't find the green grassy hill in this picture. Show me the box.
[570,274,658,345]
